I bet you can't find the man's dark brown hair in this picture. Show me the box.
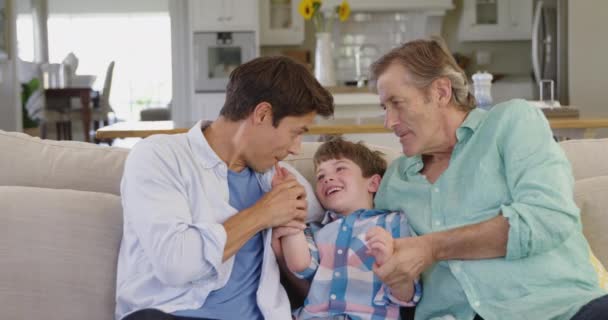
[313,137,387,178]
[220,56,334,126]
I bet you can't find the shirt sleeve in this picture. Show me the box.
[373,279,423,307]
[497,102,581,260]
[121,138,227,286]
[293,226,320,280]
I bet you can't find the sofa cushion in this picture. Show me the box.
[0,186,123,320]
[574,176,608,266]
[560,138,608,181]
[0,130,129,195]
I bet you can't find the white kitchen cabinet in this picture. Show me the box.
[190,0,259,32]
[459,0,532,41]
[259,0,304,45]
[193,93,226,121]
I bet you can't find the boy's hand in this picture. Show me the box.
[272,163,296,188]
[365,226,394,266]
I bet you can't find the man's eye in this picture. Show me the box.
[336,167,345,172]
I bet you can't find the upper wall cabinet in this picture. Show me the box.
[190,0,259,32]
[259,0,304,45]
[459,0,532,41]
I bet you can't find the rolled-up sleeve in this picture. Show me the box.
[499,104,580,260]
[121,140,227,286]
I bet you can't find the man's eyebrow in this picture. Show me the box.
[301,126,310,133]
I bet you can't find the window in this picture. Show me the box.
[17,11,172,121]
[47,13,172,121]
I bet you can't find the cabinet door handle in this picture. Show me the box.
[218,16,225,21]
[226,16,232,21]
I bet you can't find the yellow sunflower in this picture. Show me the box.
[298,0,315,20]
[337,0,350,22]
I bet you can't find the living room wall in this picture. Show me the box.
[0,0,21,132]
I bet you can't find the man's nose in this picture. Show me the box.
[288,135,303,155]
[384,107,399,129]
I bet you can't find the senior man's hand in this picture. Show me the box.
[372,235,436,290]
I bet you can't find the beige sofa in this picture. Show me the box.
[1,130,607,320]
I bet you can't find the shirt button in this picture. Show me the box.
[337,249,343,254]
[434,220,442,226]
[330,294,337,300]
[342,226,348,232]
[452,265,461,273]
[334,271,341,277]
[473,301,481,307]
[433,187,440,193]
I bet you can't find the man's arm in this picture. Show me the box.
[429,214,509,261]
[374,215,509,291]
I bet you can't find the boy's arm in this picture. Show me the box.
[281,231,311,273]
[282,226,320,280]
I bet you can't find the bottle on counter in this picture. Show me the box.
[472,71,493,110]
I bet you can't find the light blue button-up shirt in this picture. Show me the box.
[375,100,606,320]
[115,121,324,319]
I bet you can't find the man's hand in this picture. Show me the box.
[372,235,436,292]
[365,226,394,266]
[254,180,308,228]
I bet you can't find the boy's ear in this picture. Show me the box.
[367,174,382,193]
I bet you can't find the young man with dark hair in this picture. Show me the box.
[116,56,334,320]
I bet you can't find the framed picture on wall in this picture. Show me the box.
[0,0,8,60]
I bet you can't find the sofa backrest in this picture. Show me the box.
[560,139,608,265]
[0,130,129,196]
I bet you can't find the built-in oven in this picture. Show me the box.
[193,31,257,92]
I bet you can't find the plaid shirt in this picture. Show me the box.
[293,209,422,320]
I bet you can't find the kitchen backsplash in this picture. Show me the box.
[332,12,431,84]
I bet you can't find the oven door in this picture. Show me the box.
[193,31,257,92]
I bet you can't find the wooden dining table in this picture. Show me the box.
[96,117,608,141]
[45,87,93,142]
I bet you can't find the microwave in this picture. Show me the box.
[193,31,257,92]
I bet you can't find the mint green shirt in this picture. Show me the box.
[375,100,605,320]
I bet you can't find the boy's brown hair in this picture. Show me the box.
[313,137,387,178]
[220,56,334,127]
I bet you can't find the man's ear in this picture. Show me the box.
[251,102,273,125]
[432,77,453,107]
[367,174,382,193]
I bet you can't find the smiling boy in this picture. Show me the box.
[275,137,422,320]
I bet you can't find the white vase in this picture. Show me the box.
[314,32,337,87]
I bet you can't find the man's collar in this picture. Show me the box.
[400,108,486,177]
[187,120,224,169]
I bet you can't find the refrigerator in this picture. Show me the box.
[532,0,568,105]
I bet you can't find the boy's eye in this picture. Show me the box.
[316,174,324,181]
[336,166,346,172]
